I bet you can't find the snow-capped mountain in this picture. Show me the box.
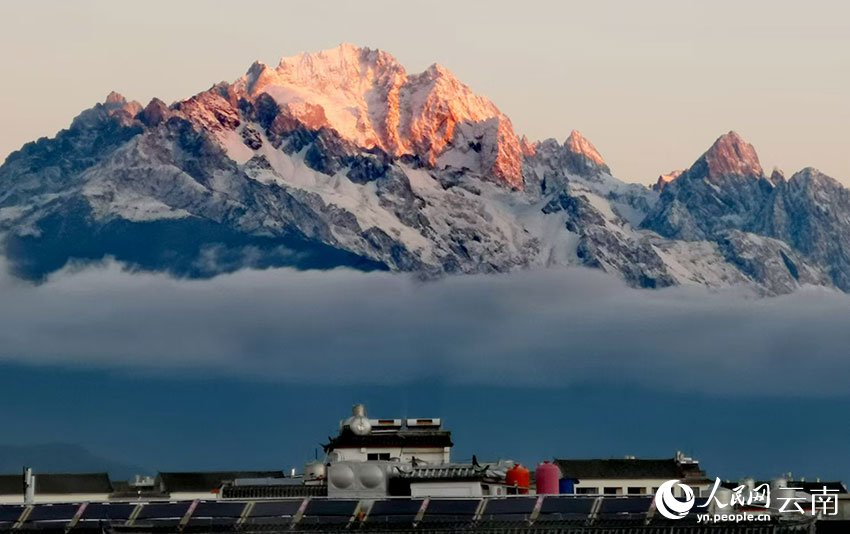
[235,43,522,187]
[0,44,846,295]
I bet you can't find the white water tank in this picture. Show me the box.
[327,461,393,497]
[303,461,326,483]
[344,404,372,436]
[708,487,734,514]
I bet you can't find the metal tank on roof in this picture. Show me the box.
[343,403,372,436]
[303,460,327,485]
[770,477,788,491]
[536,461,560,494]
[327,461,394,497]
[506,464,530,494]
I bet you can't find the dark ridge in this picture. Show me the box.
[2,202,388,282]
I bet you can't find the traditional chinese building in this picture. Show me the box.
[554,452,713,497]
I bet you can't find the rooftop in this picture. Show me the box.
[0,473,112,495]
[554,457,707,481]
[721,480,848,494]
[324,427,453,452]
[156,471,286,493]
[397,463,505,481]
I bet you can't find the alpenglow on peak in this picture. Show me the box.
[2,43,848,297]
[565,130,606,166]
[233,43,524,188]
[701,130,763,179]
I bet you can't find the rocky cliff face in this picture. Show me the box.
[0,44,846,296]
[758,168,850,290]
[642,131,776,240]
[652,170,682,192]
[643,131,850,292]
[233,44,523,188]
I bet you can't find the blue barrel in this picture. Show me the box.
[559,479,575,494]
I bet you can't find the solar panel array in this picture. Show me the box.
[0,507,25,523]
[0,495,786,532]
[299,499,358,526]
[362,498,422,530]
[477,497,537,526]
[417,498,479,528]
[599,496,652,515]
[537,496,596,520]
[80,503,136,521]
[136,502,192,520]
[25,504,78,522]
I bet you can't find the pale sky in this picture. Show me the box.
[1,0,848,184]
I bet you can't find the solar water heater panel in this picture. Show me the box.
[481,498,537,515]
[538,496,595,515]
[249,500,303,518]
[423,499,479,516]
[27,504,79,522]
[600,497,652,514]
[136,502,191,520]
[0,506,25,522]
[81,503,136,521]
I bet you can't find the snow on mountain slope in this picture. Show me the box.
[233,44,522,187]
[643,131,775,240]
[0,45,845,295]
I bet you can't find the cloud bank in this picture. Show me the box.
[1,259,848,395]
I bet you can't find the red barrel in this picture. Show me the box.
[536,460,560,494]
[506,464,530,494]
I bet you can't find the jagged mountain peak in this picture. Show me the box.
[230,44,522,187]
[519,135,536,156]
[1,44,846,296]
[105,91,128,105]
[701,130,763,179]
[565,130,605,166]
[273,43,403,85]
[643,132,772,241]
[770,167,786,184]
[102,91,141,113]
[652,170,683,192]
[68,91,141,130]
[788,167,842,189]
[240,44,404,102]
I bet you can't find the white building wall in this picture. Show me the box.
[410,481,482,498]
[168,491,219,501]
[0,493,111,504]
[329,447,449,465]
[572,478,711,497]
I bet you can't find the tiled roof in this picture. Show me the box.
[156,471,285,493]
[720,480,848,493]
[220,483,327,499]
[0,473,112,495]
[554,458,705,480]
[397,464,504,481]
[324,428,453,451]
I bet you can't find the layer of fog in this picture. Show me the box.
[1,259,847,395]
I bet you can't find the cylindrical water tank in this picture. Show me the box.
[770,478,788,492]
[559,479,574,494]
[709,487,734,514]
[303,460,326,482]
[329,464,355,490]
[536,461,560,494]
[506,464,530,494]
